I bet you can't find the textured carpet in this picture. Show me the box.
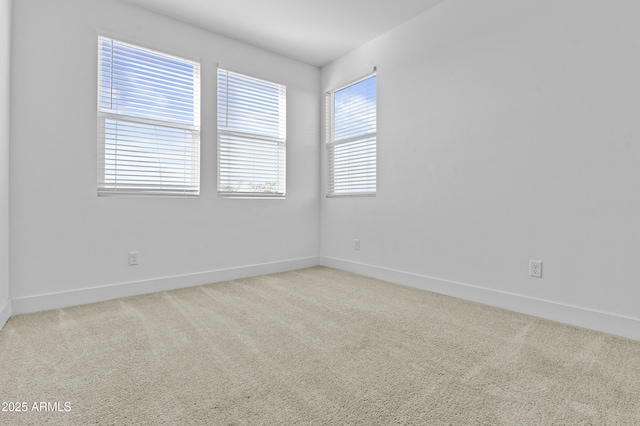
[1,266,639,425]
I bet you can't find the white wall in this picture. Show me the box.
[0,0,11,327]
[320,0,640,339]
[10,0,320,312]
[8,0,640,341]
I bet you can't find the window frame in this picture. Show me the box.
[97,36,201,197]
[325,71,377,198]
[216,68,287,199]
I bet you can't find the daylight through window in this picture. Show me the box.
[326,73,377,196]
[97,37,201,196]
[217,68,287,197]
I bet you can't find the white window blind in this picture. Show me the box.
[217,68,286,197]
[98,36,201,196]
[326,73,377,197]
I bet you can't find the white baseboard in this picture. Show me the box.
[320,256,640,342]
[10,256,639,342]
[11,257,320,315]
[0,299,11,331]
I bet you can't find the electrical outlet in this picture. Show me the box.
[129,251,139,266]
[354,239,360,250]
[529,260,542,278]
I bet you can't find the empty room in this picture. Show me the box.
[1,0,639,424]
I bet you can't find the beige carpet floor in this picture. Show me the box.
[1,266,639,425]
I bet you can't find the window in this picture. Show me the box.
[217,68,286,197]
[326,73,377,197]
[97,37,201,196]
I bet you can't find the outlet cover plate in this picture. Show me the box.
[529,260,542,278]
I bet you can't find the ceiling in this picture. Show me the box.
[120,0,445,67]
